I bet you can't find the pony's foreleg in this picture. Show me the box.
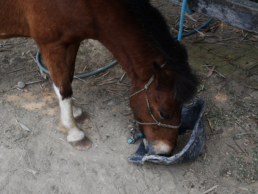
[53,85,81,139]
[66,43,89,124]
[53,85,91,149]
[39,43,92,150]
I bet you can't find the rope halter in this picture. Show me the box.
[129,62,181,129]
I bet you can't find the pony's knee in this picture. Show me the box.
[59,84,73,100]
[53,83,73,100]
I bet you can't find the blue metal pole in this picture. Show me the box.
[178,0,188,42]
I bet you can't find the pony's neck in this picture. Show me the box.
[96,13,165,87]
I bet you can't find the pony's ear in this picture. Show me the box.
[153,61,168,88]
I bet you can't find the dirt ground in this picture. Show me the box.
[1,0,258,194]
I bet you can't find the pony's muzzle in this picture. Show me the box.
[143,138,173,156]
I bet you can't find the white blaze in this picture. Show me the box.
[156,143,171,155]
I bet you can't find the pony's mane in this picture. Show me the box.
[125,0,198,103]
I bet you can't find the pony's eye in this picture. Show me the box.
[159,111,170,119]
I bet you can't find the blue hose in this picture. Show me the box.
[36,50,118,78]
[173,18,213,40]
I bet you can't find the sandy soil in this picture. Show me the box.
[1,0,258,194]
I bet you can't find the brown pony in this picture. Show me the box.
[0,0,197,155]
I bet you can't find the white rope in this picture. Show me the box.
[130,62,181,129]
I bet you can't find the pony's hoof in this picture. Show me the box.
[74,112,89,124]
[70,136,92,150]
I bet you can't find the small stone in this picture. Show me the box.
[243,96,252,101]
[250,91,258,100]
[125,106,132,111]
[107,100,115,106]
[17,81,25,89]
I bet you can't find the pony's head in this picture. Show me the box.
[130,61,197,156]
[124,0,198,156]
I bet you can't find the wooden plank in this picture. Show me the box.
[167,0,258,33]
